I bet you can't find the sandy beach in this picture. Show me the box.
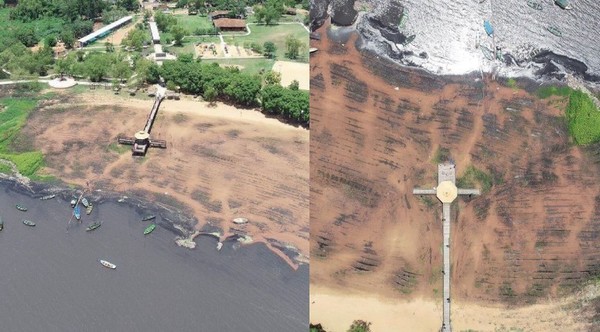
[20,88,309,266]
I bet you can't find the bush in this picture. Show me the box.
[566,90,600,145]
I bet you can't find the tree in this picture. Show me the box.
[170,25,186,46]
[105,41,115,53]
[288,79,299,90]
[263,7,280,25]
[155,11,177,32]
[285,34,305,60]
[111,60,131,82]
[263,41,276,59]
[223,74,261,106]
[45,35,57,48]
[83,52,111,82]
[54,56,74,76]
[347,320,372,332]
[203,84,217,105]
[60,29,75,49]
[123,28,147,51]
[263,70,281,85]
[117,0,139,12]
[102,7,129,24]
[14,26,38,47]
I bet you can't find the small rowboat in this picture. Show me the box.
[86,222,101,232]
[74,205,81,221]
[99,259,116,269]
[216,242,223,251]
[527,0,543,10]
[40,194,56,200]
[86,204,93,215]
[81,198,89,208]
[142,215,156,221]
[144,224,156,235]
[16,204,27,212]
[23,220,35,227]
[0,216,4,231]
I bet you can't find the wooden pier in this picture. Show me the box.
[117,89,167,156]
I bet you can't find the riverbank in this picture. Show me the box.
[0,85,309,268]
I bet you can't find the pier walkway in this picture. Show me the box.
[413,163,481,332]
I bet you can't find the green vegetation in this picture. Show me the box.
[536,85,572,99]
[203,58,275,74]
[174,14,214,34]
[0,162,12,174]
[506,78,517,89]
[565,90,600,145]
[457,165,494,193]
[347,320,372,332]
[107,142,130,154]
[159,58,308,124]
[224,24,308,61]
[432,146,450,163]
[0,97,44,176]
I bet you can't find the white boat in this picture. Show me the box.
[216,242,223,251]
[99,259,116,269]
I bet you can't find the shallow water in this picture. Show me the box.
[0,184,308,332]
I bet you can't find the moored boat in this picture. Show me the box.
[216,242,223,251]
[40,194,56,200]
[398,9,408,28]
[74,205,81,221]
[555,0,572,10]
[86,222,101,232]
[0,216,3,231]
[142,215,156,221]
[16,204,27,212]
[403,34,416,45]
[86,204,93,215]
[144,224,156,235]
[527,0,542,10]
[70,198,77,207]
[23,220,35,227]
[547,25,562,37]
[99,259,116,269]
[480,44,495,60]
[484,20,494,36]
[309,47,318,54]
[81,198,89,208]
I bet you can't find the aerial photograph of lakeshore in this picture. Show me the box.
[0,0,309,331]
[309,0,600,331]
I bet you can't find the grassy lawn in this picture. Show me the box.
[223,23,309,62]
[0,96,44,176]
[201,58,275,75]
[174,14,214,34]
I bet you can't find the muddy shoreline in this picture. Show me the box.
[0,174,306,268]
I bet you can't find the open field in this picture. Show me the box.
[166,36,221,56]
[174,14,214,33]
[223,23,309,62]
[272,61,309,90]
[310,20,600,329]
[17,88,309,265]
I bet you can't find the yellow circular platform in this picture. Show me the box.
[134,131,150,140]
[436,181,458,203]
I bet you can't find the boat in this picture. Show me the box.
[74,205,81,221]
[216,242,223,251]
[22,220,35,227]
[16,204,27,212]
[484,20,494,36]
[81,198,89,208]
[547,25,562,37]
[86,204,93,215]
[480,44,494,60]
[86,222,101,232]
[142,215,156,221]
[40,194,56,200]
[99,259,116,269]
[144,224,156,235]
[309,47,318,54]
[70,198,77,207]
[398,9,408,28]
[554,0,572,10]
[0,216,3,231]
[527,0,542,10]
[403,34,416,45]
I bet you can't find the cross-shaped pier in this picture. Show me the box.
[413,163,480,332]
